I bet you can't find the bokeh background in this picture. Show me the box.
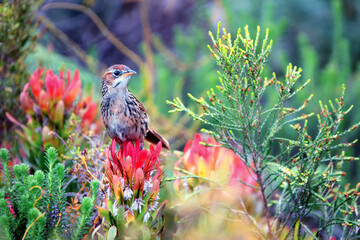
[3,0,360,184]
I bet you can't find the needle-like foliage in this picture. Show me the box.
[167,23,360,239]
[0,147,99,239]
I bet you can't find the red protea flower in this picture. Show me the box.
[97,140,166,237]
[173,134,264,239]
[7,68,101,169]
[22,68,82,116]
[13,68,102,133]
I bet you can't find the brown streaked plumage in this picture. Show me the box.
[100,64,170,150]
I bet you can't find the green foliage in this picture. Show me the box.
[0,0,39,132]
[71,180,99,239]
[168,23,360,238]
[0,147,99,239]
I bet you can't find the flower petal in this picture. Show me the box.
[134,168,145,193]
[38,90,49,112]
[19,83,34,114]
[63,69,81,107]
[149,179,160,201]
[29,68,44,100]
[112,175,124,205]
[125,210,135,223]
[135,149,148,170]
[45,70,55,100]
[111,139,123,175]
[124,156,133,182]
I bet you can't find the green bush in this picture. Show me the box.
[0,147,99,239]
[168,23,360,239]
[0,0,39,134]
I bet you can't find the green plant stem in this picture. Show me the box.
[256,170,274,239]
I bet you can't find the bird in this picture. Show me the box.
[100,64,170,150]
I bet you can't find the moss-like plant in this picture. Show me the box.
[0,147,99,239]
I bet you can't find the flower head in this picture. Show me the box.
[175,133,257,192]
[7,68,101,169]
[100,140,165,225]
[15,68,101,133]
[27,68,82,113]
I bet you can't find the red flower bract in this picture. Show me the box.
[63,69,81,108]
[29,68,44,101]
[105,140,163,187]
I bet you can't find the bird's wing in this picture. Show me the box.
[128,92,147,113]
[128,92,169,149]
[145,127,170,150]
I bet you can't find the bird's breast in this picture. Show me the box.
[101,93,149,142]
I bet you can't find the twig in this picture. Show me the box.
[40,16,102,72]
[22,186,46,240]
[41,2,144,66]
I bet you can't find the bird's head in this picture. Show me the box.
[102,64,137,91]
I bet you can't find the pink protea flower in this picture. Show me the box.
[97,140,166,237]
[174,133,257,193]
[173,134,264,240]
[25,68,82,114]
[7,68,101,168]
[12,68,101,134]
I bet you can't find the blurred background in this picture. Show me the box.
[2,0,360,182]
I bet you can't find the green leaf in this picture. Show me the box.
[97,233,106,240]
[97,207,112,224]
[141,225,151,240]
[107,226,117,240]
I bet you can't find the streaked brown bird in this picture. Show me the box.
[100,64,170,150]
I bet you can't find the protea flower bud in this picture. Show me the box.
[41,126,53,149]
[38,90,49,112]
[19,83,34,114]
[53,100,64,128]
[174,133,257,193]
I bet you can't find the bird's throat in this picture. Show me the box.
[114,81,122,88]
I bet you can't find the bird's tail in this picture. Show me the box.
[145,127,170,150]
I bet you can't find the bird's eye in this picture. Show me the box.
[112,70,121,78]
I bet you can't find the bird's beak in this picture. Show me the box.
[122,69,137,77]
